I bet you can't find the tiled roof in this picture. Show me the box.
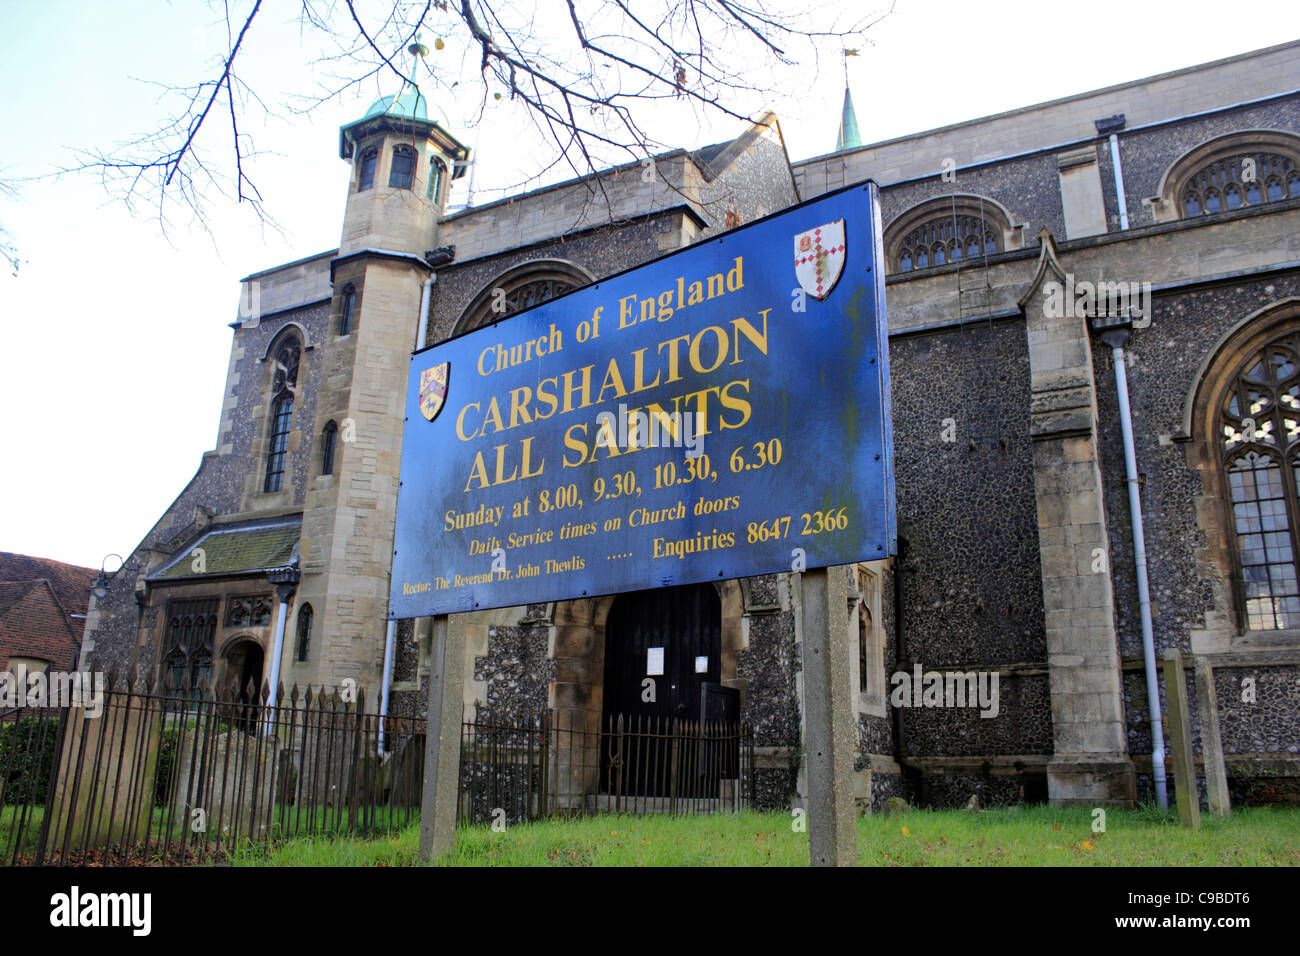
[0,578,80,667]
[0,552,97,618]
[0,580,41,614]
[150,518,301,581]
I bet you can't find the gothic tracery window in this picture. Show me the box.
[164,598,218,691]
[896,215,999,273]
[1181,152,1300,218]
[1220,330,1300,630]
[886,197,1009,275]
[264,334,300,494]
[455,261,593,334]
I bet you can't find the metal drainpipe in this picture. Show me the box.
[1108,133,1130,231]
[382,274,436,751]
[1102,327,1168,808]
[415,275,435,351]
[379,620,397,754]
[264,577,297,733]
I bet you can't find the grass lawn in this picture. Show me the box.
[0,803,420,864]
[228,804,1300,866]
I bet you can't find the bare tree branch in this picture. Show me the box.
[56,0,889,233]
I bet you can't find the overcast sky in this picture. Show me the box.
[0,0,1294,570]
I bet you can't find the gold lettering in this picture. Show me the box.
[534,377,560,420]
[719,379,752,429]
[562,424,589,467]
[465,452,489,491]
[689,326,728,374]
[730,309,769,364]
[597,358,628,404]
[455,402,481,442]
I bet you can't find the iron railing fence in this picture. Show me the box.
[459,708,755,823]
[0,673,424,866]
[2,676,757,865]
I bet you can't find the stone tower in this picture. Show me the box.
[290,64,470,690]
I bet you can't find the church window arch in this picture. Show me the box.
[1216,326,1300,630]
[454,260,595,335]
[1151,131,1300,223]
[264,332,300,494]
[885,195,1014,275]
[1180,151,1299,219]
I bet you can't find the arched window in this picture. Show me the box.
[858,605,872,693]
[338,284,356,336]
[454,260,595,334]
[264,334,300,493]
[427,158,446,202]
[1181,152,1300,219]
[321,420,338,476]
[357,148,378,191]
[163,598,218,692]
[1152,131,1300,223]
[1219,328,1300,630]
[389,145,417,190]
[295,603,313,662]
[885,196,1013,275]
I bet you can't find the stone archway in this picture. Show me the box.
[222,636,265,698]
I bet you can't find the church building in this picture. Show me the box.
[81,39,1300,810]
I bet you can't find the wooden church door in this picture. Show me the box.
[600,582,721,795]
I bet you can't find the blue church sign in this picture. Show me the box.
[389,181,894,618]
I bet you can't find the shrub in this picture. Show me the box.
[0,717,60,805]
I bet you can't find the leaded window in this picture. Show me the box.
[264,336,300,493]
[357,148,378,191]
[427,159,445,202]
[339,284,355,335]
[164,598,218,692]
[321,420,338,477]
[895,214,999,274]
[1221,330,1300,629]
[1181,152,1300,218]
[455,262,593,334]
[389,145,417,190]
[295,603,312,662]
[858,605,872,694]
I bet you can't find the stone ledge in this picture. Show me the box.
[1048,754,1137,806]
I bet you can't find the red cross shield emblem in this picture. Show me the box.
[419,362,449,423]
[793,220,847,301]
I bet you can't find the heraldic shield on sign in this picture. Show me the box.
[794,219,847,301]
[419,362,450,422]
